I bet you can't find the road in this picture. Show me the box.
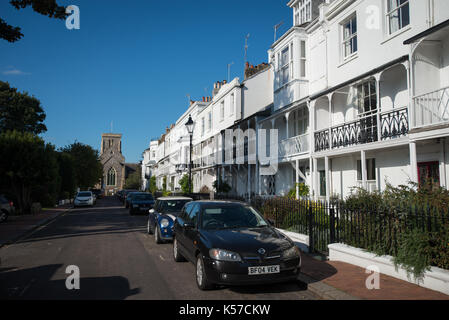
[0,197,319,300]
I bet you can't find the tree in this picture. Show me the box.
[124,171,141,190]
[1,0,67,43]
[60,142,103,190]
[56,152,76,199]
[213,180,231,193]
[179,174,190,194]
[0,130,59,214]
[0,81,47,134]
[148,176,157,194]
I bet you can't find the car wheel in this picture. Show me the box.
[173,237,186,262]
[0,210,8,223]
[196,255,214,290]
[154,225,162,244]
[147,219,154,234]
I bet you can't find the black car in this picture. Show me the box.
[124,190,139,207]
[90,189,103,199]
[128,193,155,215]
[147,197,193,243]
[172,201,301,290]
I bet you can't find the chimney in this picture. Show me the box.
[202,97,205,102]
[223,80,227,84]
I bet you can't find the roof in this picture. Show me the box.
[404,18,449,44]
[194,200,248,205]
[156,196,193,201]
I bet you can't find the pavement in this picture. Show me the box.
[0,204,72,248]
[298,248,449,300]
[0,196,447,300]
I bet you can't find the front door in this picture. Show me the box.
[418,162,440,188]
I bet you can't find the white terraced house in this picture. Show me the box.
[304,0,449,201]
[145,0,449,201]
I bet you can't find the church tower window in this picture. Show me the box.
[107,168,117,186]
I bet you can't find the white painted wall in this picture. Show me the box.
[242,67,274,119]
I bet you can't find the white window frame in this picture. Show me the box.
[201,117,205,136]
[220,101,225,121]
[208,112,212,132]
[295,0,312,26]
[386,0,410,35]
[300,40,306,78]
[278,45,290,88]
[341,14,358,60]
[230,93,234,116]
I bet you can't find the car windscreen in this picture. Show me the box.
[159,200,190,213]
[133,194,154,201]
[77,192,92,197]
[201,204,268,230]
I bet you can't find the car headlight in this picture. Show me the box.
[282,246,300,260]
[160,218,170,228]
[209,249,242,262]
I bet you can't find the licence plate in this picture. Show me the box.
[248,265,280,275]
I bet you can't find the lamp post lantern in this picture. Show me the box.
[185,115,194,194]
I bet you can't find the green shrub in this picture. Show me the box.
[287,183,310,199]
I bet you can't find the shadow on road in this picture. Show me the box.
[0,264,140,300]
[15,197,148,245]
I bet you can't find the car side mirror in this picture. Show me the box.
[267,218,275,226]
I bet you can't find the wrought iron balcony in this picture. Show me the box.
[279,133,310,158]
[314,107,409,152]
[412,86,449,128]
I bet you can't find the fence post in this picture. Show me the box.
[330,207,336,244]
[308,202,314,253]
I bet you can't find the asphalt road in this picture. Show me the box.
[0,197,319,300]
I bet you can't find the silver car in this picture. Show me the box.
[74,191,96,208]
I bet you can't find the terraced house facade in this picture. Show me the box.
[142,0,449,201]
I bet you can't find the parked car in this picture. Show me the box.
[74,191,96,208]
[0,194,15,223]
[172,201,301,290]
[128,193,155,215]
[147,197,193,243]
[124,190,141,209]
[124,190,139,207]
[90,189,103,199]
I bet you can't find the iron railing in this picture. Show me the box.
[413,86,449,128]
[213,195,448,260]
[331,112,378,149]
[314,108,410,152]
[279,133,310,158]
[380,107,409,140]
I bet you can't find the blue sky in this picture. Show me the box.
[0,0,291,162]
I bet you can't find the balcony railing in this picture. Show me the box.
[413,86,449,128]
[315,107,409,152]
[279,133,310,158]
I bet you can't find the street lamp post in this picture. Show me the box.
[185,115,194,194]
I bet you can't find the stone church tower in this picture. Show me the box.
[100,133,125,196]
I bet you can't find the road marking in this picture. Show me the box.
[159,255,165,261]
